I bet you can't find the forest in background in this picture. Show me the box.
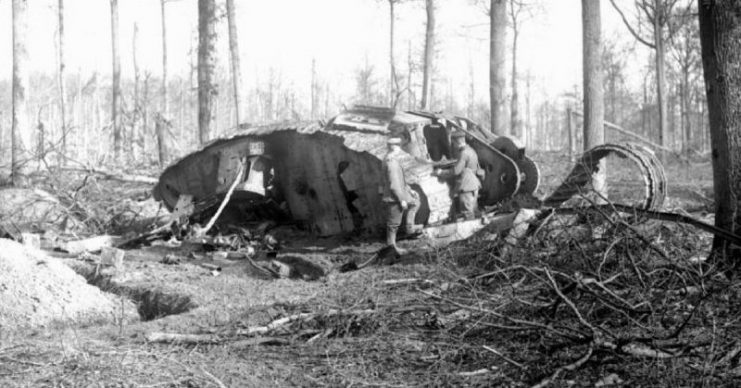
[0,0,707,173]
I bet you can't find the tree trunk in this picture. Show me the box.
[160,0,168,116]
[681,68,691,153]
[698,0,741,263]
[226,0,243,128]
[406,41,414,110]
[489,0,507,135]
[12,0,30,185]
[110,0,121,160]
[132,22,141,159]
[57,0,67,163]
[198,0,217,145]
[654,0,668,155]
[467,57,475,118]
[582,0,606,197]
[525,72,532,148]
[420,0,434,110]
[388,0,397,107]
[311,58,317,119]
[158,0,169,166]
[510,26,520,138]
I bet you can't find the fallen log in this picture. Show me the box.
[63,235,122,254]
[61,167,158,184]
[538,204,741,247]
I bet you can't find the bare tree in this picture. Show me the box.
[601,35,632,125]
[57,0,67,162]
[160,0,168,117]
[386,0,397,106]
[490,0,507,135]
[132,22,141,158]
[12,0,30,185]
[226,0,244,127]
[406,40,416,110]
[311,58,318,119]
[355,55,378,105]
[698,0,741,263]
[669,3,701,154]
[582,0,606,197]
[198,0,217,145]
[110,0,122,160]
[609,0,684,155]
[157,0,170,166]
[420,0,435,110]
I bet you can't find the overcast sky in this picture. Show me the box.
[0,0,646,106]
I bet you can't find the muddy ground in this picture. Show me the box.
[1,151,730,387]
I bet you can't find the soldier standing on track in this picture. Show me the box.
[382,136,423,254]
[435,131,482,220]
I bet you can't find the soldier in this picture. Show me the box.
[435,131,482,220]
[382,136,422,254]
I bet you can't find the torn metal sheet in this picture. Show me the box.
[544,143,667,210]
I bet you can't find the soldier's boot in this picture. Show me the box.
[386,226,408,255]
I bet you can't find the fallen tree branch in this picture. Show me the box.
[60,167,158,184]
[146,308,380,344]
[457,366,499,377]
[483,345,525,370]
[547,204,741,247]
[530,343,594,388]
[144,332,222,344]
[595,339,676,359]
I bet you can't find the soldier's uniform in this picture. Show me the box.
[448,132,482,219]
[381,138,421,250]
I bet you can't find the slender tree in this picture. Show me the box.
[132,22,141,158]
[12,0,30,185]
[57,0,67,161]
[160,0,168,116]
[110,0,122,159]
[406,40,415,109]
[157,0,169,165]
[226,0,244,127]
[669,3,701,154]
[509,1,521,138]
[698,0,741,264]
[489,0,507,135]
[388,0,396,106]
[198,0,217,144]
[609,0,683,155]
[582,0,606,197]
[420,0,435,109]
[311,58,318,119]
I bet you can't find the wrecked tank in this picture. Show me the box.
[152,105,666,242]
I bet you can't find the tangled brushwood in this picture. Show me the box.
[412,204,740,386]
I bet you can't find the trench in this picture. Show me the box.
[74,265,197,321]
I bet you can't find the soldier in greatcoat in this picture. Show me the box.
[381,136,422,254]
[435,131,482,220]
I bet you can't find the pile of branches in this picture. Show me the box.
[420,205,741,386]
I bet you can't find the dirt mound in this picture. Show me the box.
[0,239,137,331]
